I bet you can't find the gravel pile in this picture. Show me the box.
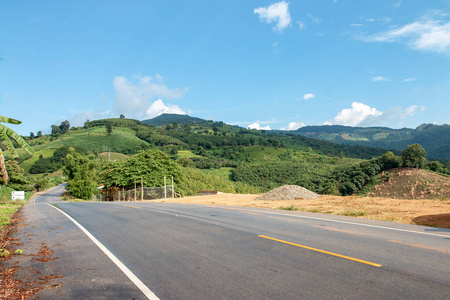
[256,185,319,201]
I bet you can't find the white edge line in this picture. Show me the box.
[197,204,450,239]
[46,203,160,300]
[241,208,450,238]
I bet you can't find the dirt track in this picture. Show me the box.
[150,193,450,229]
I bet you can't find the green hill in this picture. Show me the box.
[14,126,150,173]
[291,123,450,160]
[142,114,211,126]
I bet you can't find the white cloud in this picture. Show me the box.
[69,110,114,128]
[333,102,382,126]
[303,93,315,100]
[113,75,187,119]
[329,102,426,127]
[372,76,389,82]
[297,21,305,30]
[307,13,321,25]
[402,77,417,82]
[323,121,333,126]
[254,1,291,32]
[286,122,306,130]
[146,99,186,119]
[248,122,271,130]
[363,15,450,54]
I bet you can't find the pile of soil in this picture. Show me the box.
[367,168,450,200]
[256,185,319,201]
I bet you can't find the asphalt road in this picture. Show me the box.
[23,184,450,299]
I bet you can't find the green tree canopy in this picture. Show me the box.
[380,151,401,169]
[401,144,427,168]
[63,147,98,200]
[59,120,70,134]
[100,149,180,189]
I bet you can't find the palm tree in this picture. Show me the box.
[0,115,34,184]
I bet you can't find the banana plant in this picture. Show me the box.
[0,115,34,184]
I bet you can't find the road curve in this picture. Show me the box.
[22,185,450,299]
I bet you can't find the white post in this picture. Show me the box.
[164,175,167,199]
[172,176,174,198]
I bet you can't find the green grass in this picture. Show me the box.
[199,167,233,181]
[0,187,33,231]
[23,127,150,155]
[279,205,299,211]
[20,149,56,172]
[177,150,202,159]
[338,211,368,217]
[0,205,21,228]
[243,146,286,161]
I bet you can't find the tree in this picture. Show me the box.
[37,131,42,137]
[380,151,401,170]
[106,122,113,135]
[99,149,180,189]
[51,125,61,136]
[30,132,35,139]
[402,144,427,168]
[59,120,70,134]
[427,161,444,173]
[120,114,125,119]
[63,147,98,200]
[34,175,50,192]
[0,115,34,184]
[182,123,191,133]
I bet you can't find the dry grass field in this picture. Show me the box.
[152,193,450,229]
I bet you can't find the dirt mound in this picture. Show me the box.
[367,168,450,200]
[256,185,319,201]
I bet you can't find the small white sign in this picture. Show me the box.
[12,191,25,200]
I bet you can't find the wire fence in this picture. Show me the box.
[94,185,175,202]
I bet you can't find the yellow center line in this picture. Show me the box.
[258,235,382,268]
[122,205,142,209]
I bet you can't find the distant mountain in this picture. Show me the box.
[141,115,449,160]
[142,114,211,126]
[291,123,450,160]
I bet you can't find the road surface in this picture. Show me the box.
[16,184,450,299]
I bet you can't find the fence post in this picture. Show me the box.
[134,178,137,201]
[141,177,143,201]
[172,176,174,198]
[164,175,167,199]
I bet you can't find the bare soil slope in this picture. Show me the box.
[367,168,450,200]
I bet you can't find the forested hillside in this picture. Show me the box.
[290,123,450,160]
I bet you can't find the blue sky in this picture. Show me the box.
[1,0,450,136]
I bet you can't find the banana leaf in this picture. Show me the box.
[0,124,34,158]
[0,115,21,125]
